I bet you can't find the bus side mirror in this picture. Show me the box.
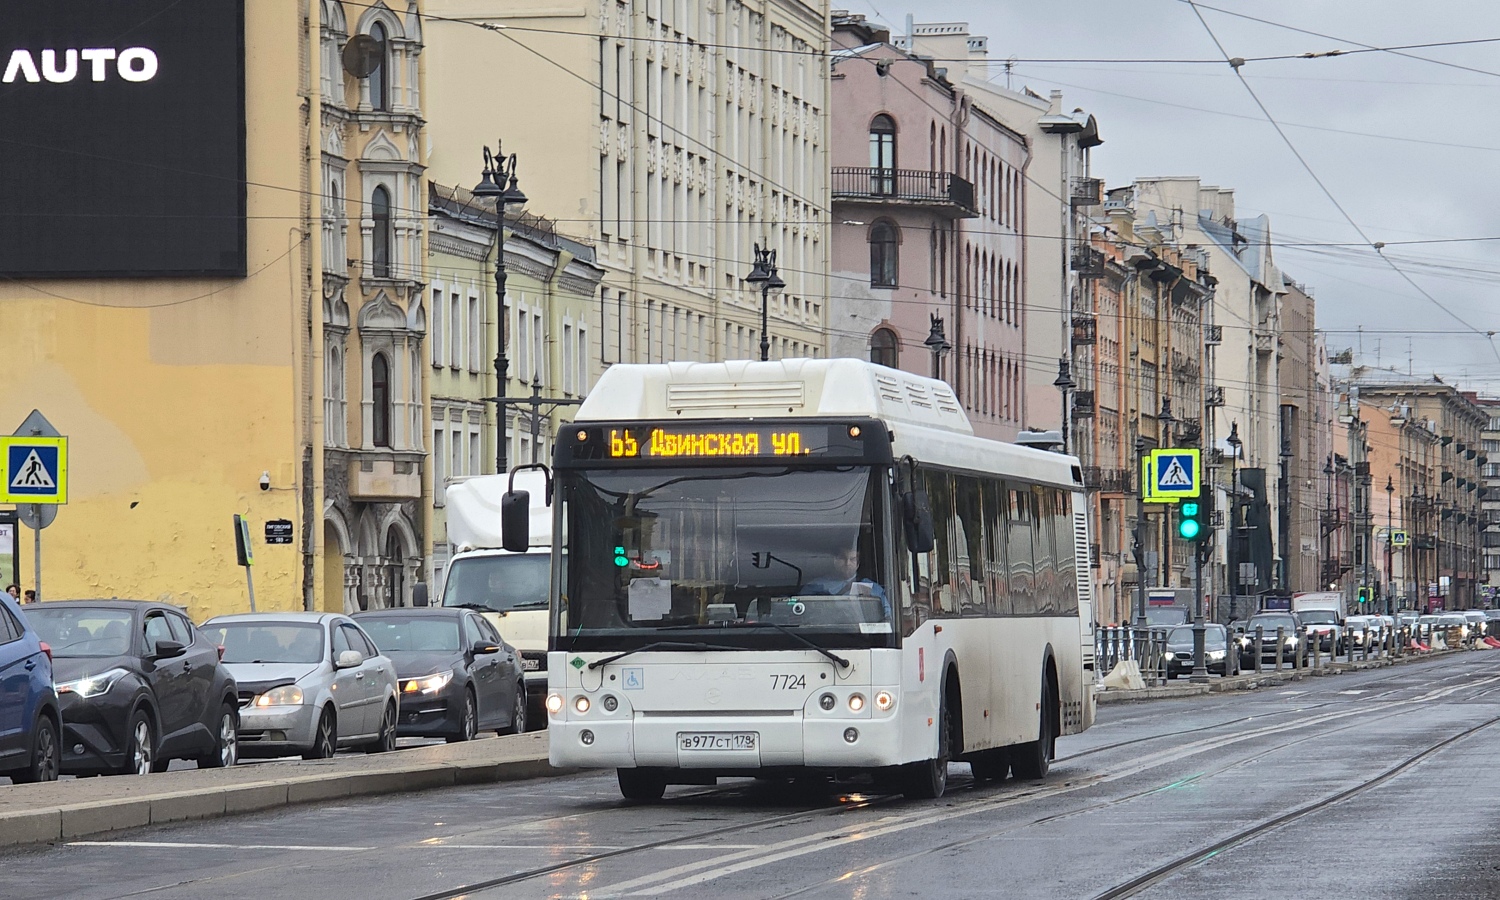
[501,490,531,553]
[902,488,935,554]
[411,582,429,608]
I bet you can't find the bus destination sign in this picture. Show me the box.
[609,427,810,459]
[560,420,890,466]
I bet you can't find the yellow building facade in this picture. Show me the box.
[1,1,430,619]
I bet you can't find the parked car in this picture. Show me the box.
[200,613,399,759]
[25,600,239,775]
[1163,624,1230,678]
[1145,607,1190,628]
[1417,614,1466,648]
[354,608,527,741]
[1458,610,1488,639]
[1344,614,1378,651]
[1243,612,1306,664]
[1297,607,1343,654]
[0,595,61,783]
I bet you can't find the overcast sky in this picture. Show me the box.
[839,0,1500,392]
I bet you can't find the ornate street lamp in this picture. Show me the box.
[473,141,528,474]
[742,243,785,362]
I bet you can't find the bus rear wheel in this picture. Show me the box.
[1010,681,1055,780]
[617,767,667,802]
[902,691,952,800]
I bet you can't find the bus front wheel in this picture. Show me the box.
[617,767,667,802]
[902,691,952,800]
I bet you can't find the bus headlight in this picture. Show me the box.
[819,693,836,711]
[874,691,895,711]
[844,728,859,743]
[574,696,591,714]
[602,694,619,712]
[546,694,564,715]
[847,693,865,713]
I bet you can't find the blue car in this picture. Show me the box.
[0,596,61,782]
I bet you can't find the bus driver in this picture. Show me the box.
[799,544,891,618]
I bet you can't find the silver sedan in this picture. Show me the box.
[200,613,399,759]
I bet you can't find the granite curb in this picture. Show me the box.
[0,735,574,850]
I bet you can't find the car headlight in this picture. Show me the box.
[402,672,453,695]
[1163,651,1176,661]
[57,668,129,698]
[255,685,305,707]
[1207,650,1225,660]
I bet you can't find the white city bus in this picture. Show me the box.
[517,359,1095,800]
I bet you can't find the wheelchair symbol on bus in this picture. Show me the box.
[623,667,644,690]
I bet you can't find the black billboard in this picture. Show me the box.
[0,0,245,277]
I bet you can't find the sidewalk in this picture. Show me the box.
[1095,647,1465,704]
[0,731,564,849]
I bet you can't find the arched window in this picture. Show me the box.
[869,221,898,288]
[869,114,896,195]
[371,185,392,278]
[369,22,389,112]
[384,529,404,608]
[372,352,391,447]
[870,328,900,369]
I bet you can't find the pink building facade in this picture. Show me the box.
[829,14,1029,441]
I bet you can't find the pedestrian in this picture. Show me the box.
[4,584,17,600]
[21,589,35,604]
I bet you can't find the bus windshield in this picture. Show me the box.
[558,465,893,649]
[442,553,550,614]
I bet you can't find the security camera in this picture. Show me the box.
[259,471,271,491]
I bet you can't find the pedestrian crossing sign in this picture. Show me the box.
[0,436,68,504]
[1149,449,1200,499]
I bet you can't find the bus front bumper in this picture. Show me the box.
[549,713,903,770]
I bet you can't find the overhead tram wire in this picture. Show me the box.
[1183,1,1500,366]
[1178,0,1500,80]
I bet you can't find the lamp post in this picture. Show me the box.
[742,243,785,362]
[1053,359,1075,453]
[1133,433,1148,627]
[925,313,952,380]
[1158,397,1175,589]
[1227,421,1245,620]
[1323,455,1335,590]
[472,142,528,475]
[1385,475,1395,614]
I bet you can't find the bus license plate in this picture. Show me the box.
[678,732,757,751]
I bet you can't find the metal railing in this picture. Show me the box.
[831,167,977,215]
[1095,625,1169,684]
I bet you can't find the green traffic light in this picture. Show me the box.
[1177,501,1202,540]
[614,546,629,567]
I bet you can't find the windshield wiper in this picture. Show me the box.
[738,621,850,669]
[449,602,506,616]
[587,640,751,670]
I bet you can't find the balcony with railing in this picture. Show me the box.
[1070,176,1103,207]
[831,168,978,218]
[1071,314,1097,346]
[1083,466,1131,493]
[1071,245,1106,277]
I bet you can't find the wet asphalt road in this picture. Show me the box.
[4,651,1500,900]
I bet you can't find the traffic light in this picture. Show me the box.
[1357,586,1372,604]
[1177,500,1204,541]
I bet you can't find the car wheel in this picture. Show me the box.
[903,686,952,799]
[197,703,239,769]
[120,709,156,776]
[617,767,667,802]
[303,707,337,760]
[1011,680,1055,781]
[12,715,60,783]
[365,701,397,753]
[499,682,527,736]
[447,689,478,744]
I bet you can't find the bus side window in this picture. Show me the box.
[1055,489,1079,616]
[925,470,959,618]
[983,479,1010,616]
[954,475,985,617]
[1007,483,1035,614]
[892,482,922,637]
[1033,487,1057,615]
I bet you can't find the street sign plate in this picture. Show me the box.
[264,519,294,545]
[1150,449,1200,498]
[1390,530,1408,547]
[0,437,68,504]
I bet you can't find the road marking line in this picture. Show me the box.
[66,841,374,851]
